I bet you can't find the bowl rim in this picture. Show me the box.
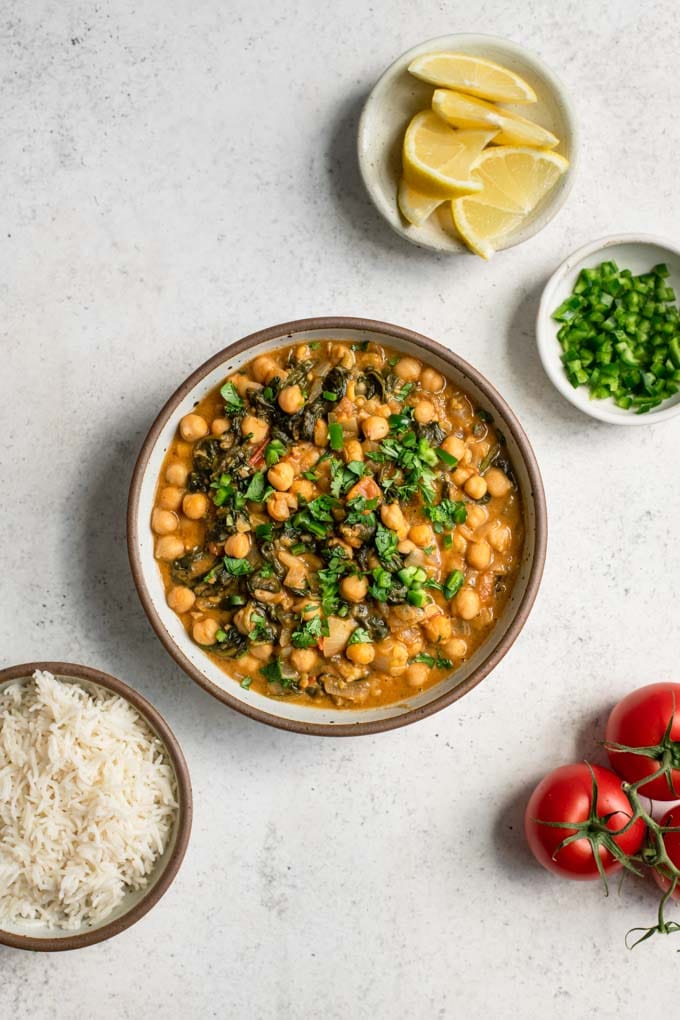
[127,316,547,736]
[0,660,193,952]
[357,31,579,255]
[536,232,680,425]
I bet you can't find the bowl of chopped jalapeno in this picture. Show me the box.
[537,234,680,424]
[128,317,546,736]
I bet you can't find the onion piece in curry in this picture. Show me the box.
[152,340,523,708]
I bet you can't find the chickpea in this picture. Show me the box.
[406,662,430,688]
[375,636,407,677]
[423,613,452,642]
[398,539,417,555]
[155,535,184,561]
[224,532,250,558]
[167,585,195,613]
[241,415,269,444]
[158,486,183,511]
[421,367,445,393]
[414,401,436,424]
[441,435,466,462]
[251,355,279,384]
[182,492,209,520]
[211,417,229,436]
[452,466,473,486]
[488,524,511,553]
[278,385,305,415]
[451,530,467,554]
[465,504,488,530]
[485,468,513,498]
[344,439,364,463]
[267,491,298,522]
[467,541,492,570]
[394,357,422,382]
[165,462,189,486]
[347,642,375,666]
[340,575,369,603]
[314,419,328,447]
[250,643,274,662]
[230,373,262,398]
[380,503,408,539]
[290,478,315,501]
[179,414,209,442]
[192,617,219,646]
[290,647,319,673]
[443,637,468,660]
[464,474,488,500]
[455,588,481,620]
[267,461,295,491]
[299,600,322,620]
[408,523,434,548]
[151,508,178,535]
[233,604,255,635]
[361,415,390,441]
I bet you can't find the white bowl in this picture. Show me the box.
[537,234,680,425]
[128,317,547,737]
[357,33,578,254]
[0,662,192,952]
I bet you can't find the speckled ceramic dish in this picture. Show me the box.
[127,317,547,736]
[537,234,680,425]
[358,33,578,254]
[0,662,192,952]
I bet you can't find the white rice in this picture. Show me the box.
[0,670,177,931]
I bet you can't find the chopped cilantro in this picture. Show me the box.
[220,381,244,413]
[413,652,454,669]
[223,556,252,576]
[330,457,365,497]
[240,676,254,689]
[291,615,329,648]
[255,523,273,540]
[347,626,372,646]
[425,499,467,533]
[264,439,286,467]
[244,471,273,503]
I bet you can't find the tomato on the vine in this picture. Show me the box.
[524,763,646,880]
[653,806,680,901]
[605,682,680,800]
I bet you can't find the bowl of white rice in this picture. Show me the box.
[0,662,192,951]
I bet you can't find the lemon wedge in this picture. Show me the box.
[398,179,444,226]
[452,147,569,258]
[402,111,496,197]
[408,52,536,104]
[432,89,558,149]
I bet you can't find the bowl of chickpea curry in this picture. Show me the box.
[128,318,546,735]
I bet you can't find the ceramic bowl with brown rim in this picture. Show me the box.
[128,317,546,737]
[0,662,192,952]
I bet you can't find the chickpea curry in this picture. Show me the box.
[153,340,524,708]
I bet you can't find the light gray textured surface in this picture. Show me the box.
[2,1,680,1017]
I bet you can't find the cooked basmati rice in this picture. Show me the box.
[0,670,177,931]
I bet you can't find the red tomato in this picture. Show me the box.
[653,807,680,900]
[605,683,680,800]
[525,763,646,880]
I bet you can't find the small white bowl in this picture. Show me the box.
[537,234,680,425]
[357,33,578,255]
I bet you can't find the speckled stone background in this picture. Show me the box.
[2,1,680,1017]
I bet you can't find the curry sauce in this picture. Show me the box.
[152,340,524,708]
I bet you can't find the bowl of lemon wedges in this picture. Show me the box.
[358,34,577,258]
